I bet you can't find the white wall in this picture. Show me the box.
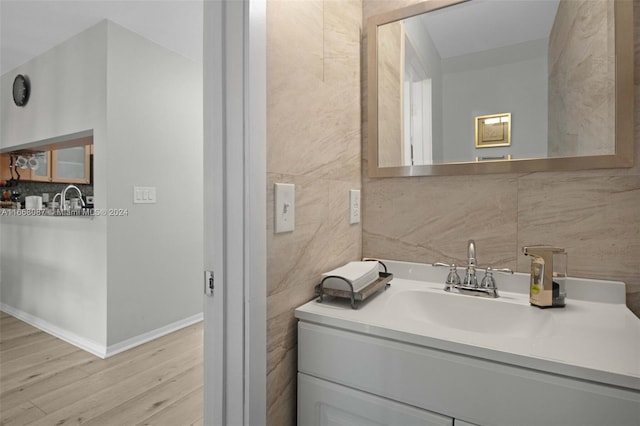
[0,216,108,350]
[104,22,203,345]
[441,39,548,162]
[0,23,109,347]
[0,24,107,149]
[0,20,203,353]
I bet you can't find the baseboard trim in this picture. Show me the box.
[1,303,203,359]
[0,302,107,358]
[105,312,203,358]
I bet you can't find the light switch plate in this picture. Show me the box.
[275,183,295,233]
[350,189,360,224]
[133,186,157,204]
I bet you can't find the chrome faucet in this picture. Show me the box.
[433,240,513,298]
[61,185,86,211]
[463,239,478,287]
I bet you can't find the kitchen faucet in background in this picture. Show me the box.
[61,184,86,210]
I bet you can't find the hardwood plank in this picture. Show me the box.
[0,313,96,409]
[0,314,38,332]
[77,321,202,375]
[0,314,20,327]
[0,366,90,410]
[0,311,21,323]
[0,317,203,426]
[0,314,20,326]
[1,339,77,379]
[0,322,43,344]
[2,329,199,410]
[26,347,202,426]
[0,401,46,426]
[136,386,203,426]
[0,328,57,355]
[0,331,53,353]
[32,331,202,413]
[83,364,203,426]
[0,348,95,395]
[0,332,67,363]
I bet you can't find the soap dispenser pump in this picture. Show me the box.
[522,246,567,308]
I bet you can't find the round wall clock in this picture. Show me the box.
[12,74,30,107]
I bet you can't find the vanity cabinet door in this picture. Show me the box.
[298,373,453,426]
[51,146,90,184]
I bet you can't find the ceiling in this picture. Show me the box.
[0,0,203,75]
[1,0,560,75]
[421,0,560,58]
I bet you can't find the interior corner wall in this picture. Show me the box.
[0,22,109,348]
[104,21,203,346]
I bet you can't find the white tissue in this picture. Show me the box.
[321,261,380,292]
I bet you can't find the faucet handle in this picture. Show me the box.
[479,266,512,295]
[433,262,461,291]
[479,267,500,297]
[480,268,497,289]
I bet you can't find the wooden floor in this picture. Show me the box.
[0,311,203,426]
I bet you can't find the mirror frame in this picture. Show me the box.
[367,0,634,177]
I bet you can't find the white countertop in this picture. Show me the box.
[295,260,640,392]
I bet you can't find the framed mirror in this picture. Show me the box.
[367,0,634,177]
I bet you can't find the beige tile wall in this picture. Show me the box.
[266,0,363,424]
[362,0,640,318]
[377,21,404,167]
[548,0,615,157]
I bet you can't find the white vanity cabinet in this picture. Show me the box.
[297,260,640,425]
[297,321,640,426]
[298,373,453,426]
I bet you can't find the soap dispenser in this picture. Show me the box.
[522,246,567,308]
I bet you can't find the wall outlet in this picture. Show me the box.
[350,189,360,224]
[275,183,295,233]
[133,186,157,204]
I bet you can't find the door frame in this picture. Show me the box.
[203,0,267,424]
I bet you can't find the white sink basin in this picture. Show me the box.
[386,288,550,338]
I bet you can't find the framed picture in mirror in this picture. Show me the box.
[475,113,511,148]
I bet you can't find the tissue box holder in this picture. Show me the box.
[315,260,393,309]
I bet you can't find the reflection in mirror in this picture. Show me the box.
[368,0,633,176]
